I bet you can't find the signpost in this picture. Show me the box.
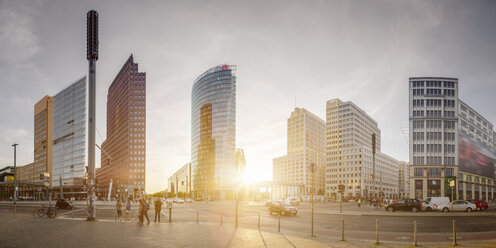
[338,184,345,213]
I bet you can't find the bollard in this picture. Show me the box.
[168,207,172,223]
[413,220,417,246]
[221,215,223,225]
[375,219,379,245]
[258,212,260,229]
[72,205,74,219]
[452,219,457,246]
[196,210,199,224]
[341,218,345,241]
[278,214,281,232]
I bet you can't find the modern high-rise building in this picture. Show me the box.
[273,108,326,196]
[398,161,410,198]
[235,148,246,177]
[191,64,236,200]
[167,162,191,195]
[52,77,87,198]
[33,96,53,186]
[97,55,146,198]
[408,77,495,201]
[325,99,399,199]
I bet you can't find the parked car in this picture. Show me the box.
[265,200,276,207]
[185,198,193,203]
[421,201,436,212]
[267,200,298,216]
[55,198,74,210]
[385,199,422,212]
[438,200,476,213]
[173,198,185,204]
[166,198,174,204]
[468,200,489,211]
[285,197,301,206]
[424,197,450,211]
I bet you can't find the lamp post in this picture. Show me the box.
[310,163,315,237]
[12,143,18,215]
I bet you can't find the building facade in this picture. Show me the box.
[236,148,246,178]
[408,77,495,201]
[97,55,146,198]
[398,161,410,198]
[33,96,53,187]
[191,64,236,200]
[325,99,399,199]
[273,108,326,196]
[51,77,87,198]
[167,162,191,196]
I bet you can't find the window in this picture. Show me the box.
[414,168,423,176]
[427,168,441,177]
[445,168,454,177]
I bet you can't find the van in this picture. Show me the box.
[425,197,450,211]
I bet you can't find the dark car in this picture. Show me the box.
[468,200,489,211]
[385,199,421,212]
[56,198,74,210]
[267,200,298,216]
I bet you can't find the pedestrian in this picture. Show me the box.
[116,199,122,221]
[154,198,163,222]
[143,198,151,224]
[138,199,145,226]
[357,198,361,208]
[126,199,132,221]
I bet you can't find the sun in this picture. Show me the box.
[242,169,264,184]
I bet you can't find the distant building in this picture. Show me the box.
[167,162,191,196]
[97,55,146,198]
[235,149,246,177]
[52,77,87,199]
[408,77,495,201]
[191,64,236,200]
[273,107,326,197]
[33,96,53,186]
[398,161,410,198]
[325,99,399,199]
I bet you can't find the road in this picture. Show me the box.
[2,200,496,242]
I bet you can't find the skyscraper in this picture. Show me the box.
[52,77,88,198]
[33,96,53,187]
[325,99,399,199]
[97,55,146,197]
[408,77,495,200]
[273,108,326,196]
[191,64,236,200]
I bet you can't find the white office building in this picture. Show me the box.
[325,99,399,199]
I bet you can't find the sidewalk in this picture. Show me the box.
[1,213,496,248]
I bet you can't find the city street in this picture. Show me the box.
[2,200,496,243]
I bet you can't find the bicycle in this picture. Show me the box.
[38,205,57,218]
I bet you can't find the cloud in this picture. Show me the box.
[0,0,43,63]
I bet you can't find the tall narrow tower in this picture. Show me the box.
[86,9,98,221]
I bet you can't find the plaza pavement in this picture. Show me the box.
[2,212,496,248]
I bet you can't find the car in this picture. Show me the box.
[438,200,476,212]
[265,200,276,206]
[185,198,193,203]
[385,199,421,212]
[166,198,174,204]
[55,198,75,210]
[285,197,301,206]
[176,198,185,204]
[268,200,298,216]
[424,197,450,210]
[421,201,436,212]
[468,200,489,211]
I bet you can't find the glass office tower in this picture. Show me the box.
[52,76,87,198]
[191,64,236,200]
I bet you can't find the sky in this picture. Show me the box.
[1,0,495,193]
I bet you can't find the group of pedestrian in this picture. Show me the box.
[115,197,163,226]
[115,198,133,222]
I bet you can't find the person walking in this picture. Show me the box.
[357,198,361,208]
[115,199,122,221]
[154,198,163,222]
[143,198,150,224]
[125,199,132,221]
[138,199,145,226]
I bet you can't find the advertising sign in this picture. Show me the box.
[458,132,496,178]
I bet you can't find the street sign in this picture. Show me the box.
[450,180,455,187]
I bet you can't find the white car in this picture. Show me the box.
[438,200,476,213]
[422,201,436,212]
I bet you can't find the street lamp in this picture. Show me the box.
[12,143,18,215]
